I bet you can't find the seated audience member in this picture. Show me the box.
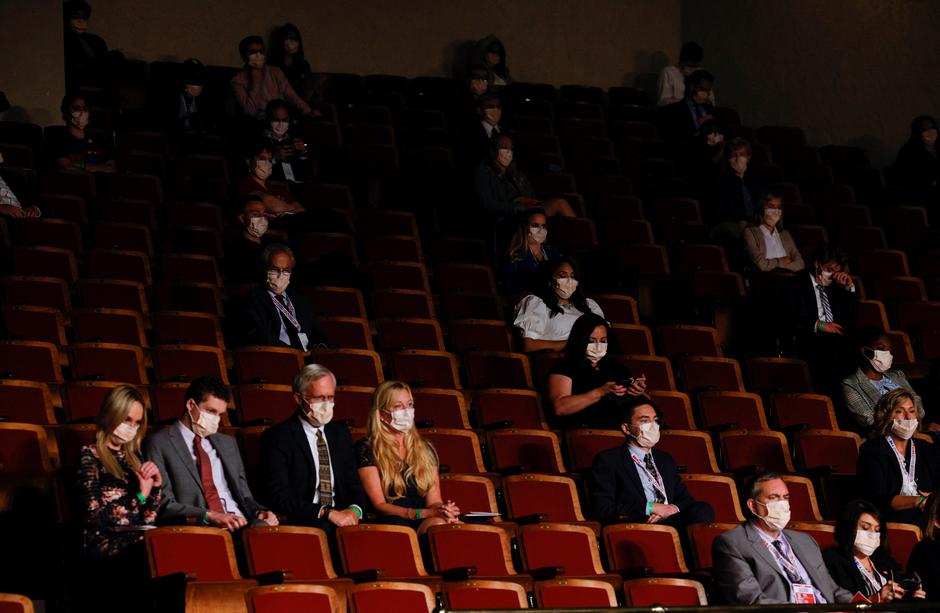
[236,141,305,216]
[893,115,938,198]
[659,69,715,142]
[224,195,273,284]
[0,149,40,218]
[514,257,604,352]
[261,364,365,528]
[657,41,715,106]
[908,493,940,601]
[713,472,853,604]
[476,134,575,220]
[464,93,504,169]
[236,243,326,351]
[502,207,561,293]
[684,118,725,197]
[78,385,161,559]
[710,138,766,235]
[63,0,122,88]
[48,92,115,172]
[230,35,313,120]
[263,99,311,182]
[174,58,209,135]
[268,24,320,104]
[356,381,460,534]
[473,35,511,90]
[785,243,858,391]
[468,64,490,103]
[743,192,805,272]
[144,377,278,529]
[547,313,647,430]
[843,329,929,430]
[823,500,924,602]
[591,396,713,525]
[858,388,940,526]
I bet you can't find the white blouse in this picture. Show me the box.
[513,295,604,341]
[760,225,787,259]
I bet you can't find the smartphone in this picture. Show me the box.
[617,377,635,387]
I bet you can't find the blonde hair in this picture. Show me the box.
[366,381,437,501]
[872,388,919,438]
[95,385,147,479]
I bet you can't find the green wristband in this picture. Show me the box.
[646,500,654,515]
[416,508,422,520]
[136,492,147,504]
[350,505,362,519]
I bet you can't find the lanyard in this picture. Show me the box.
[854,557,885,596]
[761,535,807,584]
[630,453,668,503]
[271,292,302,331]
[886,436,917,495]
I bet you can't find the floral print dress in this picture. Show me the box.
[77,444,162,558]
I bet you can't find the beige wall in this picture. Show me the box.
[682,0,940,166]
[89,0,679,89]
[0,0,65,125]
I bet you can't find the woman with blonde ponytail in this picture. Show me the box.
[355,381,460,534]
[77,384,162,558]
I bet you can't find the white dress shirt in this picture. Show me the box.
[513,295,605,341]
[760,225,787,259]
[176,421,244,517]
[299,414,334,504]
[481,120,500,138]
[809,273,854,325]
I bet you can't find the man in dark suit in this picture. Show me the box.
[235,242,326,350]
[785,243,859,394]
[590,396,713,527]
[144,376,278,529]
[713,472,853,604]
[260,364,365,530]
[659,69,716,143]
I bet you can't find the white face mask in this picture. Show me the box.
[270,120,290,138]
[585,341,607,362]
[633,420,660,448]
[554,277,578,299]
[284,40,300,54]
[892,419,918,440]
[706,132,724,146]
[755,499,791,531]
[817,268,835,287]
[247,216,268,238]
[730,155,748,175]
[71,110,90,130]
[248,52,266,68]
[266,270,291,294]
[868,349,893,373]
[763,208,782,225]
[855,529,881,557]
[185,84,203,97]
[189,405,220,438]
[496,148,513,167]
[112,422,139,445]
[389,408,415,432]
[304,400,334,427]
[253,159,273,181]
[483,107,502,125]
[528,226,547,244]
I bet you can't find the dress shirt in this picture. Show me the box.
[760,225,787,259]
[268,289,292,346]
[299,415,334,504]
[810,273,854,325]
[626,444,666,504]
[756,527,827,603]
[176,421,243,517]
[869,375,902,396]
[481,120,500,139]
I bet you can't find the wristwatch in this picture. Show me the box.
[319,505,334,519]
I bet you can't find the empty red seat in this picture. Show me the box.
[346,582,435,613]
[698,391,769,430]
[438,475,501,518]
[1,305,67,346]
[658,324,721,357]
[647,390,695,429]
[245,584,341,613]
[69,342,148,384]
[503,474,585,522]
[613,355,676,390]
[83,249,152,285]
[794,429,861,473]
[464,351,533,389]
[76,279,149,314]
[677,356,744,392]
[318,316,374,350]
[73,308,148,345]
[442,580,528,610]
[518,523,615,581]
[680,474,745,523]
[658,430,720,473]
[332,385,376,428]
[13,218,83,252]
[0,276,71,313]
[145,526,246,581]
[603,524,688,573]
[450,319,514,353]
[152,311,224,347]
[311,348,383,387]
[747,357,814,393]
[234,346,305,385]
[151,344,228,384]
[0,593,35,613]
[622,578,707,606]
[789,521,836,552]
[160,253,221,286]
[781,475,823,522]
[610,324,655,355]
[388,350,460,389]
[688,522,740,570]
[232,384,296,425]
[770,393,839,430]
[336,524,434,581]
[12,246,78,283]
[887,523,922,572]
[371,288,435,320]
[0,379,56,424]
[435,263,498,295]
[243,526,341,581]
[423,428,485,473]
[592,294,639,324]
[304,286,367,319]
[0,422,57,474]
[411,388,471,429]
[366,261,430,292]
[376,317,444,351]
[474,389,547,430]
[534,578,617,608]
[487,429,565,473]
[719,430,794,473]
[62,381,126,422]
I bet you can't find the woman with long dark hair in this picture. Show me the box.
[893,115,939,197]
[502,207,561,293]
[268,23,320,103]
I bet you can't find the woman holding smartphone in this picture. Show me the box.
[547,313,647,430]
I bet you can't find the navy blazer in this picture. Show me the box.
[590,441,694,520]
[260,414,365,524]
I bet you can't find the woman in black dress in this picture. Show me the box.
[546,313,648,430]
[355,380,460,534]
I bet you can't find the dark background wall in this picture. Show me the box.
[682,0,940,165]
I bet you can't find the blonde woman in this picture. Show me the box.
[77,384,162,559]
[355,381,460,534]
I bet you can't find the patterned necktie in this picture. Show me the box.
[193,435,224,513]
[275,294,303,349]
[316,430,333,506]
[644,453,665,503]
[818,286,833,322]
[772,540,804,584]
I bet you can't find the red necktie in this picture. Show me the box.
[194,435,224,513]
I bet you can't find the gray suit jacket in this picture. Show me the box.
[713,522,854,604]
[144,423,265,522]
[842,367,923,428]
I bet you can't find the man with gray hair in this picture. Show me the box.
[260,363,364,528]
[236,242,326,350]
[712,472,852,604]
